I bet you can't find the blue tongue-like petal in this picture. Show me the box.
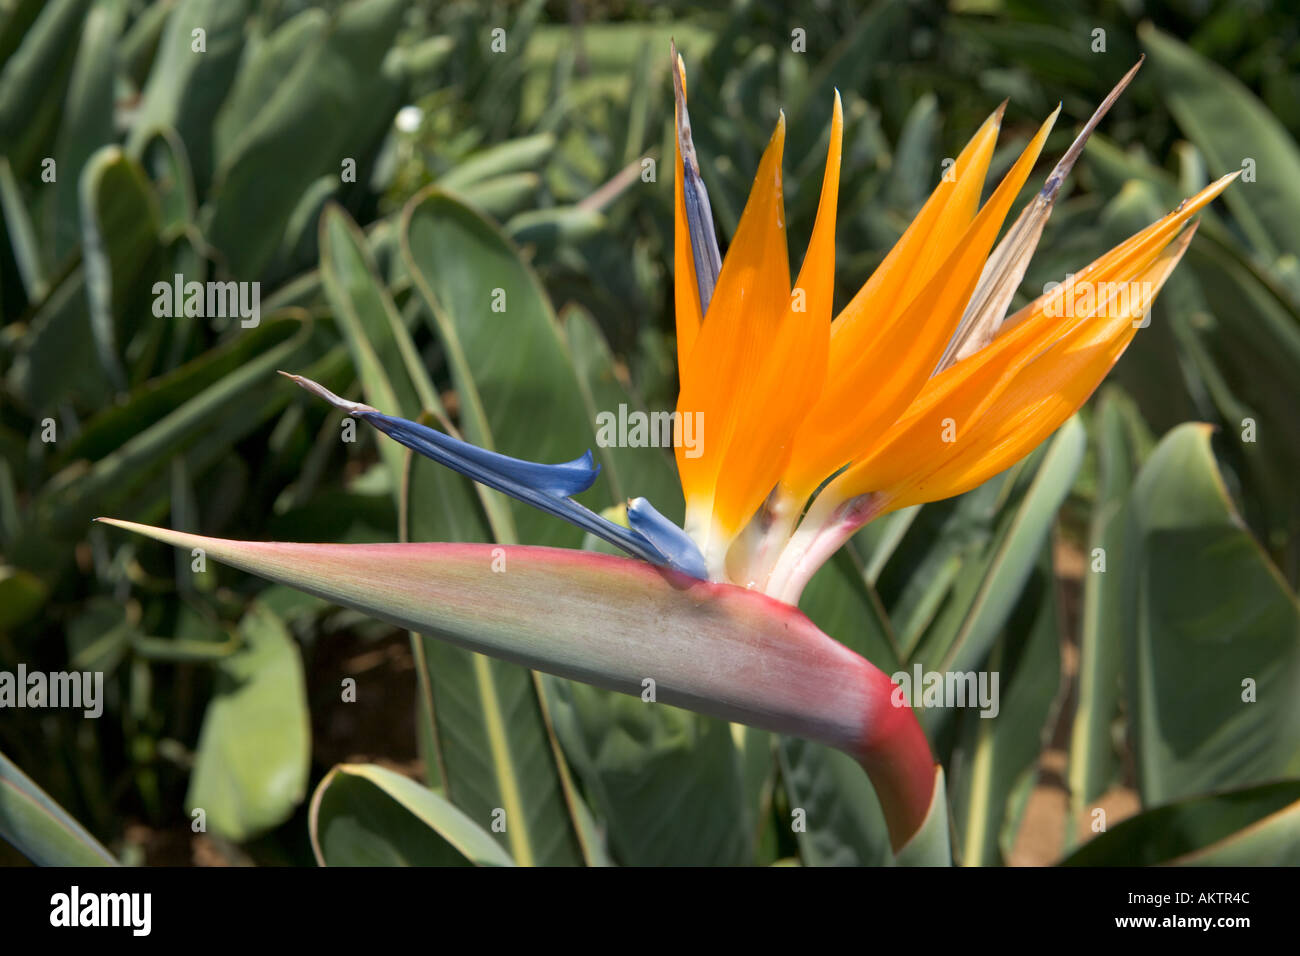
[362,412,599,497]
[626,497,709,580]
[281,372,708,580]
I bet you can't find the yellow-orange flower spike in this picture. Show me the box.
[676,97,843,569]
[838,171,1237,509]
[779,107,1060,500]
[663,53,1233,603]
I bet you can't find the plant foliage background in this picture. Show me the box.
[1,0,1298,866]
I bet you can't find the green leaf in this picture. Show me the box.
[79,146,163,391]
[1140,24,1300,263]
[211,8,328,171]
[948,554,1060,866]
[185,602,310,842]
[1122,424,1300,805]
[559,303,680,519]
[0,750,116,866]
[507,206,606,249]
[140,127,198,231]
[543,676,753,865]
[127,0,248,193]
[318,204,442,478]
[801,550,901,681]
[319,205,586,866]
[437,133,555,191]
[46,0,124,263]
[203,0,403,276]
[25,315,316,543]
[0,0,90,175]
[0,155,47,300]
[400,187,603,545]
[0,565,47,630]
[55,316,301,466]
[893,767,952,866]
[1067,388,1149,822]
[450,173,540,221]
[911,417,1085,740]
[778,737,891,866]
[310,763,515,866]
[1062,779,1300,866]
[67,596,136,675]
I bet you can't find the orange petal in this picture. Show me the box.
[844,219,1201,512]
[781,107,1059,499]
[707,94,842,540]
[837,104,1005,343]
[939,59,1145,369]
[844,172,1238,500]
[676,115,792,548]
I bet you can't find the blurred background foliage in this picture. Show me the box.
[1,0,1297,866]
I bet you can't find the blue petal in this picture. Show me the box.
[626,497,709,580]
[360,411,599,497]
[672,50,722,316]
[280,372,707,580]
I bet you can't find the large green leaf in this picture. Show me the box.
[801,550,901,675]
[1122,424,1300,805]
[401,187,603,545]
[0,750,116,866]
[45,0,124,263]
[559,303,680,514]
[185,602,310,842]
[948,554,1060,866]
[543,677,752,865]
[1063,779,1300,866]
[204,0,403,276]
[78,146,163,391]
[310,763,515,866]
[127,0,248,193]
[23,315,318,545]
[778,737,892,866]
[211,8,328,171]
[0,0,90,175]
[319,205,586,866]
[1141,24,1300,263]
[0,155,46,299]
[6,267,113,412]
[1067,389,1150,824]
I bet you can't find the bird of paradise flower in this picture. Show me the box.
[102,49,1234,858]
